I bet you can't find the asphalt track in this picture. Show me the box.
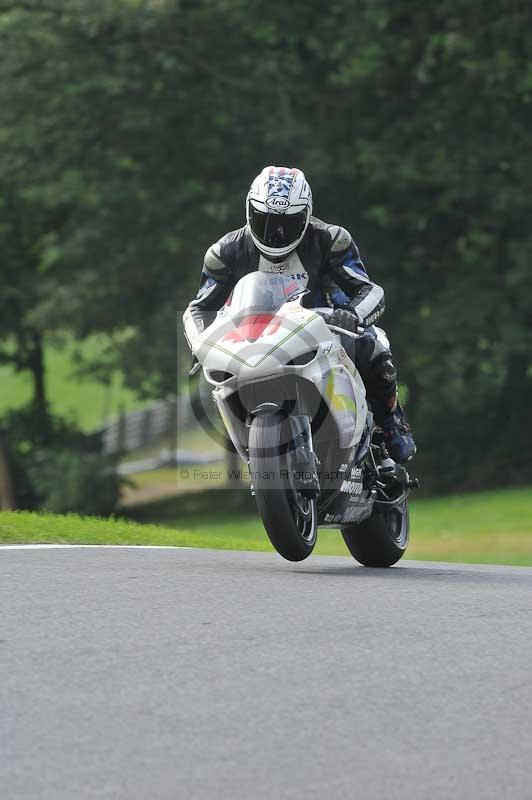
[1,546,532,800]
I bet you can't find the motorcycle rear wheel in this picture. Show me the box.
[249,413,317,562]
[341,501,409,567]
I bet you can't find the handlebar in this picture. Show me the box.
[326,323,365,339]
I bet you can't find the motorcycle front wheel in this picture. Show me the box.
[249,413,317,562]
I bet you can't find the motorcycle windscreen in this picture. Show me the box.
[225,271,306,318]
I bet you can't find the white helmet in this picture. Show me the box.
[246,166,313,259]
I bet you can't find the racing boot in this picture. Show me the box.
[378,402,416,463]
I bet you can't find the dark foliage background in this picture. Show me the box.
[1,0,531,493]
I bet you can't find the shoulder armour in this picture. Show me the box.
[204,226,247,273]
[204,241,225,273]
[309,218,353,253]
[329,225,353,253]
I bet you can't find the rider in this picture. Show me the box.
[183,166,416,463]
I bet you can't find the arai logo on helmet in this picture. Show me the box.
[266,196,290,210]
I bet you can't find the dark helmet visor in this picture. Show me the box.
[249,205,307,249]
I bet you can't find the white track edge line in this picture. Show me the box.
[0,544,193,550]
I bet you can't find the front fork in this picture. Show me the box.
[286,414,320,499]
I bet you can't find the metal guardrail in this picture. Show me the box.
[94,392,227,476]
[117,448,223,476]
[95,391,231,477]
[96,396,195,455]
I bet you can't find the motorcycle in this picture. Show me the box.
[185,271,418,565]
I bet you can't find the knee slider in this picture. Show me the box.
[372,353,397,386]
[366,353,398,408]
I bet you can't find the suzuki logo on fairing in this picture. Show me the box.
[270,270,308,280]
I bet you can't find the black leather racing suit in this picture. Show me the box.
[184,217,399,420]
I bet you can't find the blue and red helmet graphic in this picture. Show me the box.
[267,167,299,200]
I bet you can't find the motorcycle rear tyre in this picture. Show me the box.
[341,504,409,567]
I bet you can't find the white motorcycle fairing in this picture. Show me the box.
[184,271,377,528]
[186,280,368,452]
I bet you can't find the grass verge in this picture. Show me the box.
[1,486,532,566]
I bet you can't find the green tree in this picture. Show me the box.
[1,0,530,490]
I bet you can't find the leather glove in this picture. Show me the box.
[328,307,363,334]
